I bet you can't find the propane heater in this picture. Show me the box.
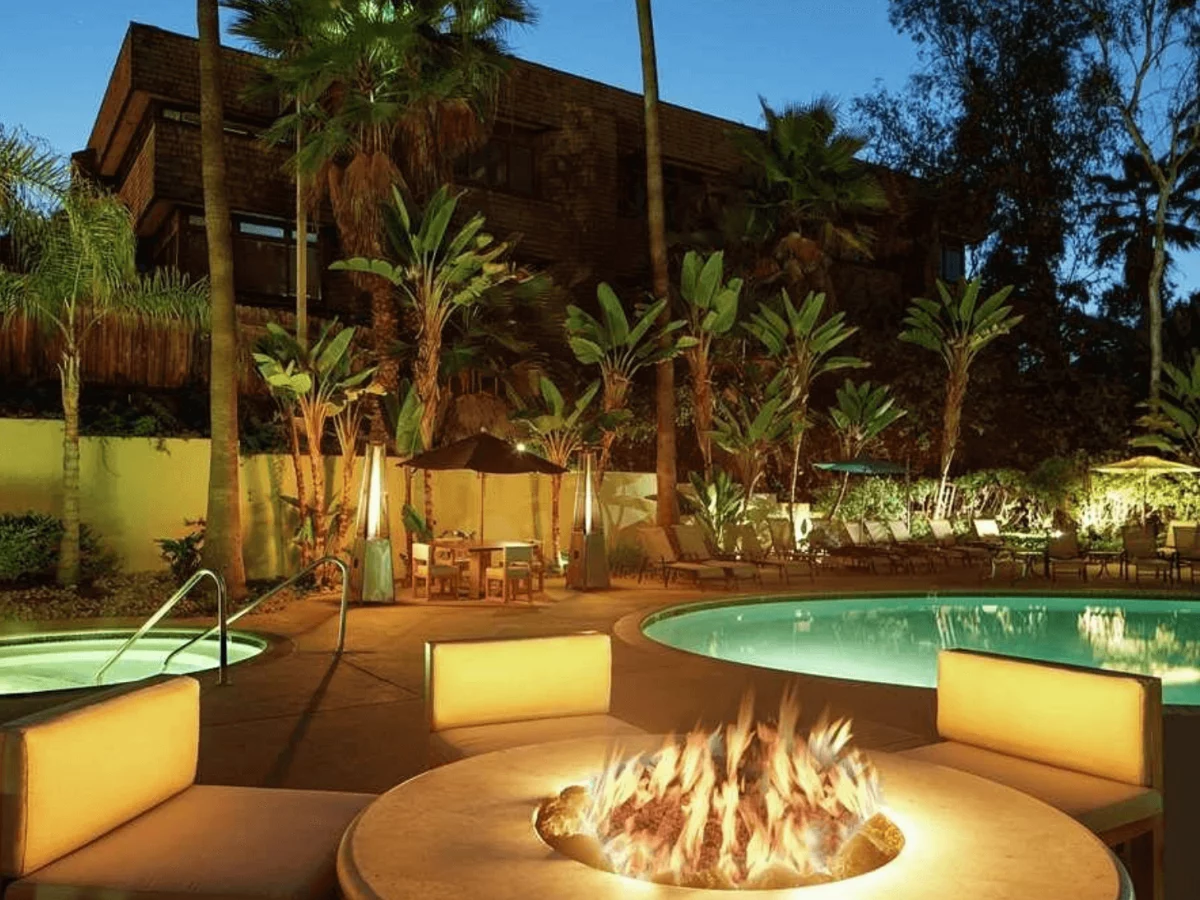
[350,442,395,603]
[565,450,609,590]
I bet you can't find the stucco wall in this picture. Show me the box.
[0,419,655,579]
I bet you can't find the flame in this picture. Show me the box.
[569,690,882,888]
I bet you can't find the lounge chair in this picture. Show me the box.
[842,521,906,572]
[972,518,1006,549]
[1123,526,1173,584]
[425,633,646,767]
[637,526,727,588]
[673,523,761,588]
[732,523,815,584]
[1047,530,1087,581]
[898,649,1163,900]
[865,519,936,572]
[929,518,992,566]
[887,519,952,570]
[1173,526,1198,585]
[802,519,860,568]
[766,517,802,558]
[0,676,374,900]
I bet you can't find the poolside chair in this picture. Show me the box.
[637,526,727,589]
[1173,526,1199,585]
[842,521,906,573]
[412,541,462,599]
[972,518,1006,548]
[887,519,952,570]
[485,544,535,602]
[673,523,761,588]
[1047,530,1087,581]
[865,519,936,572]
[425,632,646,767]
[899,649,1163,900]
[0,676,374,900]
[766,517,801,558]
[929,519,992,566]
[733,523,815,584]
[803,519,860,568]
[1123,526,1173,584]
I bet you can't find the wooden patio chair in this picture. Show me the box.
[485,544,535,603]
[1123,526,1173,584]
[1047,531,1087,581]
[1173,526,1198,585]
[412,541,462,599]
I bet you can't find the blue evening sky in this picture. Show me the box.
[1,0,1196,293]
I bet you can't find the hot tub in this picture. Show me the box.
[643,593,1200,705]
[0,629,268,694]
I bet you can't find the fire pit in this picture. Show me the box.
[535,693,901,889]
[339,733,1128,900]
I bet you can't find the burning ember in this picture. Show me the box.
[536,692,902,889]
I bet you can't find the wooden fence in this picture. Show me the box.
[1,306,346,393]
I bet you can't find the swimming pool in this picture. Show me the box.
[643,594,1200,705]
[0,629,268,694]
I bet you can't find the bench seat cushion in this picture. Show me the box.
[430,714,646,767]
[5,784,374,900]
[898,741,1162,834]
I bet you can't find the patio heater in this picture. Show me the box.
[565,451,610,590]
[350,442,395,604]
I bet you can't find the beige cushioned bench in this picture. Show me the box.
[899,649,1163,899]
[426,633,645,766]
[0,675,374,900]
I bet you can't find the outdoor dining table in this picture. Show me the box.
[460,541,536,598]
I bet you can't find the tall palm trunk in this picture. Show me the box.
[294,112,308,348]
[636,0,677,528]
[368,279,399,442]
[198,0,247,599]
[415,320,442,533]
[1148,185,1170,406]
[935,366,968,520]
[550,472,563,572]
[689,351,714,476]
[56,349,81,586]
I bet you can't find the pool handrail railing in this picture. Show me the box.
[158,555,351,678]
[94,568,227,686]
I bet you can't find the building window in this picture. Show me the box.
[940,244,966,282]
[456,133,537,197]
[161,106,259,139]
[617,154,708,232]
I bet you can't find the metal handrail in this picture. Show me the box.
[95,568,227,685]
[159,555,350,677]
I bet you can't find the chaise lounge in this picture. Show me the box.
[0,675,374,900]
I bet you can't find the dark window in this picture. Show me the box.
[161,106,259,138]
[183,213,320,302]
[455,133,537,197]
[617,154,707,232]
[940,244,966,282]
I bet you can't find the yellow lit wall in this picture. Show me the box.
[0,419,656,578]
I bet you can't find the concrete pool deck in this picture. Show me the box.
[1,565,1198,897]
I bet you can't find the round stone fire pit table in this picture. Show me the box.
[337,735,1131,899]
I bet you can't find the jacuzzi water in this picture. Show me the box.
[643,594,1200,705]
[0,630,268,694]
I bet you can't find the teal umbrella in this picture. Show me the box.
[814,458,907,475]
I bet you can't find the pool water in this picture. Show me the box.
[643,594,1200,706]
[0,630,267,694]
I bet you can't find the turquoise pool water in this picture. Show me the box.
[0,630,267,694]
[643,594,1200,706]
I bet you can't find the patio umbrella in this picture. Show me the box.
[1091,455,1200,524]
[404,432,566,542]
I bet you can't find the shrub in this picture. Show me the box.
[0,512,119,584]
[156,519,206,585]
[608,539,647,577]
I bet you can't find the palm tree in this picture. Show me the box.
[332,185,516,530]
[224,0,328,347]
[198,0,248,600]
[678,249,741,475]
[826,380,907,517]
[565,284,695,480]
[257,0,533,430]
[0,184,207,586]
[510,375,602,570]
[634,0,678,528]
[730,97,889,305]
[0,126,68,231]
[745,288,865,517]
[1089,151,1200,324]
[899,278,1021,518]
[711,372,794,500]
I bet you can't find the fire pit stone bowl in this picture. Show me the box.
[338,735,1128,900]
